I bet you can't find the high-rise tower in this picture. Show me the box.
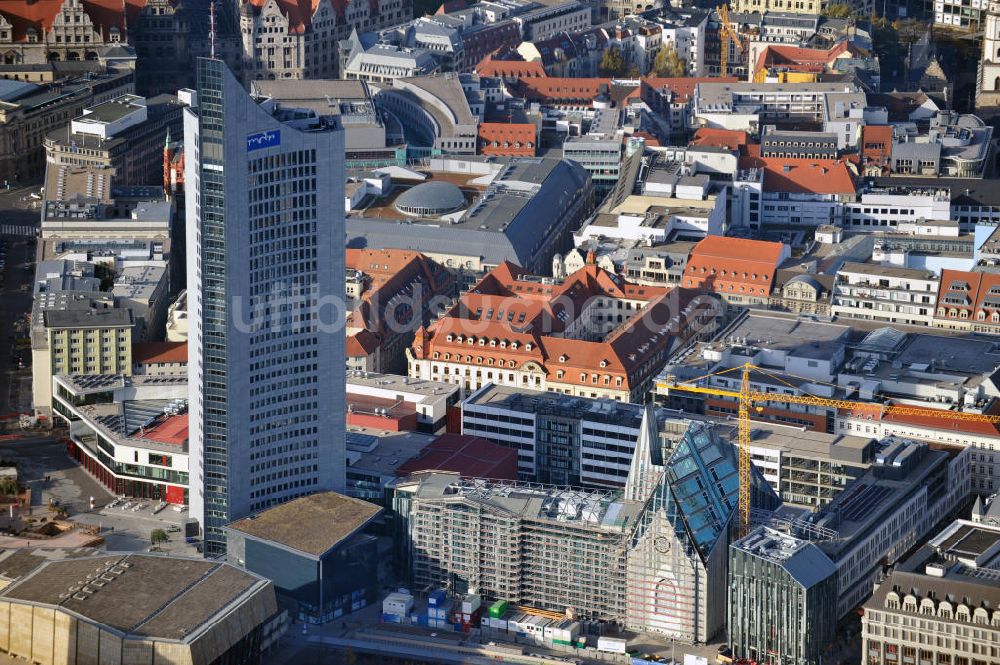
[184,58,346,555]
[977,1,1000,115]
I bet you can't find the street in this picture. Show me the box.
[0,185,41,418]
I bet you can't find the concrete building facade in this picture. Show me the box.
[184,58,346,555]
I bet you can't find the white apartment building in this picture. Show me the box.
[692,82,867,133]
[461,384,671,487]
[842,187,953,231]
[832,263,940,327]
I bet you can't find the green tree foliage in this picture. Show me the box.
[94,263,115,291]
[652,43,687,77]
[599,47,628,77]
[0,477,18,496]
[150,528,169,546]
[822,3,852,18]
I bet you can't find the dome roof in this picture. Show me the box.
[394,181,466,216]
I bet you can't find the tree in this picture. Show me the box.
[599,46,627,77]
[150,528,169,546]
[94,263,115,291]
[822,3,852,18]
[652,43,687,77]
[0,477,18,497]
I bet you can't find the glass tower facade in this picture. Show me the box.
[185,58,346,556]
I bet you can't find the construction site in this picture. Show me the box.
[391,410,780,646]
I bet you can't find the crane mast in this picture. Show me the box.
[717,4,744,78]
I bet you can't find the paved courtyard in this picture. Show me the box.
[0,435,198,555]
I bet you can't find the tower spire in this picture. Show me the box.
[209,0,217,60]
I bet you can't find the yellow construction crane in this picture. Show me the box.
[717,4,744,78]
[658,362,1000,538]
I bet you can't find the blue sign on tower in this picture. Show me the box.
[247,129,281,152]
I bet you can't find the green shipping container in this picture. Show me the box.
[488,600,509,618]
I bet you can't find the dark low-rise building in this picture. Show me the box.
[225,492,384,624]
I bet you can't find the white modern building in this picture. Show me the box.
[184,59,346,556]
[461,384,675,487]
[831,263,940,327]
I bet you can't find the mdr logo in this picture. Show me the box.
[247,130,281,152]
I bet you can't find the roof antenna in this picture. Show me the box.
[209,0,217,60]
[122,0,128,38]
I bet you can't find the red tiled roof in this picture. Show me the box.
[0,0,146,42]
[478,122,536,155]
[738,156,857,195]
[841,404,1000,437]
[475,53,547,79]
[632,131,660,147]
[347,329,381,357]
[247,0,320,32]
[435,0,467,14]
[142,413,188,446]
[413,263,691,391]
[861,125,893,169]
[132,341,187,365]
[690,128,748,151]
[517,77,610,102]
[346,248,454,359]
[883,410,1000,437]
[753,42,858,76]
[683,236,785,297]
[936,269,1000,323]
[395,433,519,480]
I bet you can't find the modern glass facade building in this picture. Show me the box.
[625,414,781,643]
[184,58,346,555]
[729,527,839,665]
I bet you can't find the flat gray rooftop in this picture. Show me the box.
[714,312,852,353]
[227,491,382,558]
[43,307,133,329]
[466,384,649,429]
[75,95,144,124]
[0,554,263,640]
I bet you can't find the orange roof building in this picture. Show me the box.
[752,42,863,83]
[682,236,789,305]
[478,122,537,157]
[346,248,455,374]
[860,125,893,176]
[690,127,749,152]
[738,156,858,196]
[133,341,187,368]
[408,262,716,402]
[640,77,739,138]
[0,0,145,44]
[475,52,548,80]
[934,269,1000,333]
